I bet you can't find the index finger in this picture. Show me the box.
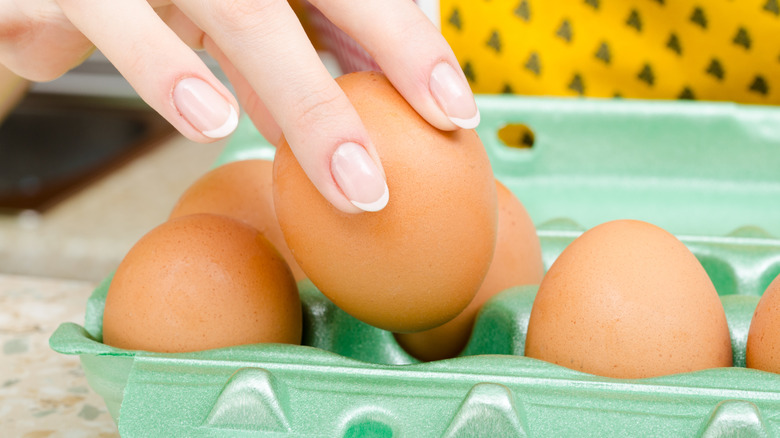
[178,0,389,213]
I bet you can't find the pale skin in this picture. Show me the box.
[0,0,480,213]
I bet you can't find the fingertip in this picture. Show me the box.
[202,105,239,138]
[330,142,389,213]
[350,181,389,212]
[428,61,479,130]
[172,76,239,139]
[448,107,481,130]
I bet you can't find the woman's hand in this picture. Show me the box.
[0,0,478,213]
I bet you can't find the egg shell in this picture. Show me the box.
[169,159,306,281]
[102,213,302,353]
[525,219,733,378]
[273,71,498,333]
[746,274,780,373]
[395,180,544,360]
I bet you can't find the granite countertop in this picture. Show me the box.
[0,132,228,436]
[0,273,117,437]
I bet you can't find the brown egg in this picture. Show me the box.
[273,71,498,333]
[746,274,780,373]
[525,219,732,378]
[395,180,544,360]
[102,214,302,352]
[169,159,306,281]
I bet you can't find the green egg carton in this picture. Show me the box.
[51,96,780,436]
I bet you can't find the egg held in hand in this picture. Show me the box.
[273,71,498,333]
[395,180,544,360]
[525,219,732,379]
[102,214,302,353]
[169,159,306,281]
[746,274,780,373]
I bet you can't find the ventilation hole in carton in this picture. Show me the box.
[498,123,535,149]
[696,255,737,296]
[343,420,393,438]
[341,408,395,438]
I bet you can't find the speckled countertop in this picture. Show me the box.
[0,274,117,437]
[0,133,228,436]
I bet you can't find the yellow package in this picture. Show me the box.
[441,0,780,104]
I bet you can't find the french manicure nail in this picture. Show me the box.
[173,77,238,138]
[429,62,480,129]
[331,142,389,212]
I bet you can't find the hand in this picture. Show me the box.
[0,0,479,213]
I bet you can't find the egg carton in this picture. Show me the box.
[51,96,780,436]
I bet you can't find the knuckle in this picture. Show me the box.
[289,82,344,128]
[208,0,279,32]
[0,6,35,45]
[0,5,88,81]
[0,20,28,45]
[393,15,427,40]
[123,49,148,77]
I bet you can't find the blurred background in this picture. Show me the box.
[0,46,344,283]
[0,52,231,282]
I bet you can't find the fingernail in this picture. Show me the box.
[331,142,389,212]
[429,62,480,129]
[173,77,238,138]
